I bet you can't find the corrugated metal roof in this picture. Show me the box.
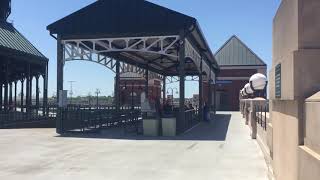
[214,35,266,66]
[0,21,47,59]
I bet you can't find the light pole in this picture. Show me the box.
[88,92,92,106]
[166,87,178,105]
[95,89,101,109]
[68,81,76,105]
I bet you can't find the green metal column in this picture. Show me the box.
[162,76,166,105]
[0,83,2,111]
[29,75,32,109]
[14,81,17,111]
[26,64,30,114]
[178,35,186,133]
[9,82,12,110]
[199,59,203,121]
[115,60,120,112]
[213,79,217,115]
[4,62,8,112]
[43,62,48,116]
[57,37,64,103]
[145,68,149,99]
[208,69,213,111]
[20,79,24,112]
[36,75,39,109]
[56,37,64,134]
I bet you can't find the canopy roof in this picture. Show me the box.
[47,0,218,76]
[0,21,48,63]
[215,35,266,66]
[0,21,48,83]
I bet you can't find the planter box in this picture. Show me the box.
[162,118,176,137]
[143,119,159,136]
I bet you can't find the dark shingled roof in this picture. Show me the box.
[0,21,47,61]
[214,35,266,66]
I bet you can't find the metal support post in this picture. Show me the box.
[115,60,120,112]
[163,76,166,105]
[20,79,24,112]
[199,59,203,121]
[178,34,186,132]
[56,37,64,133]
[14,81,17,111]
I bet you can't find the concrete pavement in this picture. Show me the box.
[0,112,268,180]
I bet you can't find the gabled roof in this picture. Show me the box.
[47,0,195,39]
[0,21,47,61]
[47,0,219,73]
[214,35,266,66]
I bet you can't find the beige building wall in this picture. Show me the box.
[270,0,320,180]
[272,0,298,66]
[298,92,320,180]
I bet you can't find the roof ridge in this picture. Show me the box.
[214,35,266,66]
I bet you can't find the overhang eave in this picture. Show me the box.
[0,46,48,66]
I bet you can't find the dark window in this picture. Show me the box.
[275,64,281,98]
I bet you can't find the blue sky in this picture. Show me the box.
[10,0,280,98]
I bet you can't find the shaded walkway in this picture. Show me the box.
[58,113,231,141]
[0,112,268,180]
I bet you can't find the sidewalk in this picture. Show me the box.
[0,112,268,180]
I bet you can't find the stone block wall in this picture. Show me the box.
[298,92,320,180]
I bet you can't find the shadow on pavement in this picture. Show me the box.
[56,113,231,141]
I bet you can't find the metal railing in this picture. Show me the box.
[255,102,269,131]
[58,105,142,133]
[177,109,200,134]
[0,107,54,129]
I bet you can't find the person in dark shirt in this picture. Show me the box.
[203,102,209,122]
[188,103,194,110]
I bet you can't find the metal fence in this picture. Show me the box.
[255,101,269,131]
[0,108,54,129]
[58,105,142,133]
[176,109,200,134]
